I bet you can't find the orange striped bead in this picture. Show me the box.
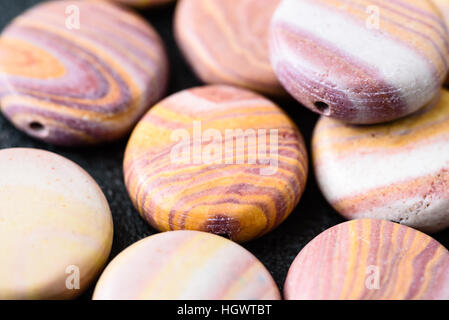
[312,89,449,233]
[284,219,449,300]
[124,85,308,242]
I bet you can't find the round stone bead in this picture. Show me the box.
[0,0,169,146]
[284,219,449,300]
[107,0,175,7]
[93,230,281,300]
[124,85,308,243]
[312,90,449,233]
[175,0,284,96]
[0,148,113,299]
[270,0,449,124]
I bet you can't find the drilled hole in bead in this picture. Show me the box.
[314,101,330,115]
[29,121,45,132]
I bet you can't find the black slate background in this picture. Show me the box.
[1,0,448,300]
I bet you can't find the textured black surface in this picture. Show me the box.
[1,0,449,300]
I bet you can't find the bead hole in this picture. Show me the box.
[314,101,330,115]
[29,121,45,132]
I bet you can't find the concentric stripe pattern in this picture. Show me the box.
[124,85,308,242]
[284,219,449,300]
[93,231,281,300]
[175,0,284,95]
[312,89,449,233]
[0,0,169,146]
[270,0,449,124]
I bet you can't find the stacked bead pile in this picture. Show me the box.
[0,0,448,300]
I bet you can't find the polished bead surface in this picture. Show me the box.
[0,0,169,146]
[312,90,449,233]
[175,0,284,95]
[284,219,449,300]
[0,148,113,299]
[93,230,281,300]
[270,0,449,124]
[124,85,308,242]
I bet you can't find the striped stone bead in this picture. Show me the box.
[0,0,169,146]
[284,219,449,300]
[312,89,449,233]
[270,0,449,124]
[175,0,284,96]
[124,85,308,243]
[93,231,281,300]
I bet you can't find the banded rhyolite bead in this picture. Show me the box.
[93,231,281,300]
[284,219,449,300]
[124,85,308,242]
[175,0,284,95]
[312,90,449,233]
[270,0,449,124]
[0,0,169,146]
[0,148,113,299]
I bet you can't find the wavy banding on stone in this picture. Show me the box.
[0,0,169,146]
[270,0,449,124]
[284,219,449,300]
[175,0,284,95]
[312,89,449,233]
[124,85,308,242]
